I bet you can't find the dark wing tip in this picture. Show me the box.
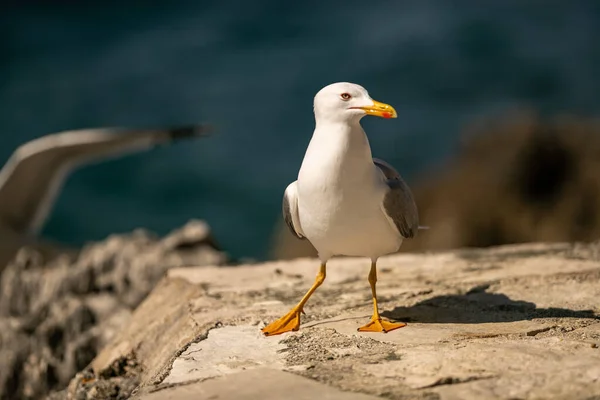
[167,124,213,141]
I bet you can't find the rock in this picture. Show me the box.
[67,242,600,399]
[0,219,225,400]
[271,113,600,260]
[138,368,380,400]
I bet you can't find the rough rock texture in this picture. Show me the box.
[272,113,600,259]
[0,219,226,400]
[66,242,600,399]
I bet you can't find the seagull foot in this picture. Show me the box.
[262,308,302,336]
[357,318,406,333]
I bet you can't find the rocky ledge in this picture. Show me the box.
[0,220,226,400]
[57,242,600,400]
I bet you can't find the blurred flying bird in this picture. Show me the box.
[0,125,210,270]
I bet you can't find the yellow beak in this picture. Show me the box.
[353,99,397,119]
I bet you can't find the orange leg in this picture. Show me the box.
[262,263,326,336]
[357,260,406,333]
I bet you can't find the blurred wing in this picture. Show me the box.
[282,181,305,239]
[373,158,420,239]
[0,125,210,235]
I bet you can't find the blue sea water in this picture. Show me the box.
[2,1,600,260]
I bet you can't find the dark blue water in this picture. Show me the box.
[2,1,600,260]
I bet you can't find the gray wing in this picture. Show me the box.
[282,181,305,239]
[0,125,210,235]
[373,158,419,239]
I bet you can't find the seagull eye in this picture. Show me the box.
[340,93,352,101]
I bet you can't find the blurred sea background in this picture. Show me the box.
[2,0,600,261]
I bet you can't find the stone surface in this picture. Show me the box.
[136,368,380,400]
[163,325,286,385]
[0,220,226,400]
[63,242,600,399]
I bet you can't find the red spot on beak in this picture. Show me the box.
[382,112,392,119]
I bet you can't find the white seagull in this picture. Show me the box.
[262,82,419,336]
[0,125,209,269]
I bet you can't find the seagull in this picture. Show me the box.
[0,125,209,270]
[262,82,419,336]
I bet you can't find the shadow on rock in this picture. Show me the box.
[381,287,598,324]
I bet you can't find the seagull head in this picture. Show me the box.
[313,82,397,124]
